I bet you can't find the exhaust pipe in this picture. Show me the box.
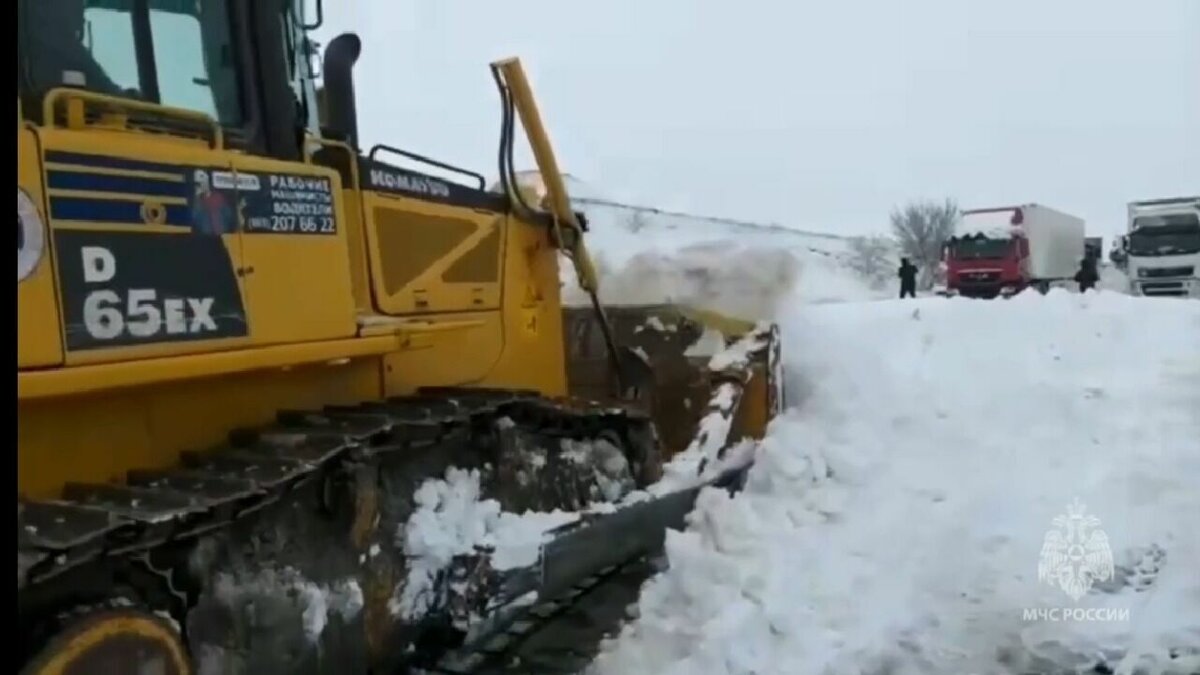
[322,33,362,147]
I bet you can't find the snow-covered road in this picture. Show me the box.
[590,291,1200,675]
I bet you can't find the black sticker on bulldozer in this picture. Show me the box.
[55,230,248,350]
[184,169,337,236]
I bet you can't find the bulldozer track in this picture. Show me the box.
[415,555,656,675]
[16,387,663,673]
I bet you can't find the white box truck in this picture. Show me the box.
[1117,197,1200,298]
[942,204,1086,297]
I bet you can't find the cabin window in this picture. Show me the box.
[19,0,243,127]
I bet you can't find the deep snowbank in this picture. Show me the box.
[1099,263,1132,294]
[527,171,893,316]
[563,244,808,322]
[590,290,1200,675]
[561,224,890,320]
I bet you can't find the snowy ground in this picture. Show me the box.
[589,290,1200,675]
[1099,263,1132,294]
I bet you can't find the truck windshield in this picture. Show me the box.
[1132,212,1199,229]
[949,238,1012,260]
[1128,220,1200,257]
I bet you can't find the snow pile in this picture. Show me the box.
[707,321,773,372]
[512,171,895,313]
[649,384,752,496]
[571,236,890,316]
[572,197,858,268]
[1099,263,1132,294]
[510,170,894,310]
[392,467,579,619]
[566,244,806,323]
[590,290,1200,675]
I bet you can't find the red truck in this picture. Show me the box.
[941,204,1086,298]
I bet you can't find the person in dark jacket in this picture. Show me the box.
[898,258,918,298]
[1074,257,1099,293]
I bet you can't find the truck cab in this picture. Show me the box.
[942,227,1027,298]
[1119,197,1200,298]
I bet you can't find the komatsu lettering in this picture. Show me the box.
[79,246,218,340]
[369,168,452,198]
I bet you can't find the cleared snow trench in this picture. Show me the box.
[590,290,1200,675]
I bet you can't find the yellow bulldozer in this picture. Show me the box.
[16,1,783,672]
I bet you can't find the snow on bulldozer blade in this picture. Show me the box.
[588,291,1200,675]
[395,318,783,671]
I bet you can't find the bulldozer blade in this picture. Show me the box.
[435,462,750,662]
[436,310,784,659]
[389,309,787,667]
[563,303,784,464]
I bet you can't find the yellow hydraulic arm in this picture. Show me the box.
[489,58,632,395]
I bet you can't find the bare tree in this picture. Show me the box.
[846,235,897,289]
[889,198,959,289]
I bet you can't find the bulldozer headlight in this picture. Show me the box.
[18,187,45,282]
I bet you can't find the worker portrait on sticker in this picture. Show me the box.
[188,169,239,236]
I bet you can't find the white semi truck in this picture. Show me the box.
[1116,197,1200,298]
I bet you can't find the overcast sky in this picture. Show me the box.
[314,0,1198,238]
